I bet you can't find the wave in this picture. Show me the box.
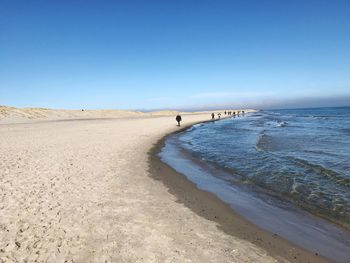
[277,121,287,127]
[288,157,350,187]
[255,131,268,151]
[178,108,350,230]
[186,124,201,132]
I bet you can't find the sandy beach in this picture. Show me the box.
[0,109,329,262]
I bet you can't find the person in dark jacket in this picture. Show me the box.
[176,114,182,126]
[211,113,215,120]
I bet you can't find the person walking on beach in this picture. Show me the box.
[211,113,215,120]
[176,114,182,126]
[218,113,221,119]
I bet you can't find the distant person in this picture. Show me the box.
[218,113,221,119]
[176,114,182,126]
[242,110,245,116]
[211,113,215,119]
[224,111,227,115]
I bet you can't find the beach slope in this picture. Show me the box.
[0,111,327,262]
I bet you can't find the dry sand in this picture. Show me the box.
[0,108,328,262]
[0,106,204,124]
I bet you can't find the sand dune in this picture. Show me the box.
[0,106,146,123]
[0,106,251,124]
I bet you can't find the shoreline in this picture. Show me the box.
[0,111,336,262]
[148,119,330,263]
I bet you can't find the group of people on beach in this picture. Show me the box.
[176,110,245,126]
[211,110,244,120]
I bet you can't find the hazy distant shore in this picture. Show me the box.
[0,107,328,262]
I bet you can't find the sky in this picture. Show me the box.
[1,0,350,110]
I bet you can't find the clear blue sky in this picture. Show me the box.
[1,0,350,110]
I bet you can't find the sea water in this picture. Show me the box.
[160,107,350,262]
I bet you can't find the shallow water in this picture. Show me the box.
[160,107,350,263]
[178,107,350,229]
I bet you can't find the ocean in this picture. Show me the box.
[160,106,350,262]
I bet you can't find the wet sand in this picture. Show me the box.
[150,125,331,263]
[158,130,350,263]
